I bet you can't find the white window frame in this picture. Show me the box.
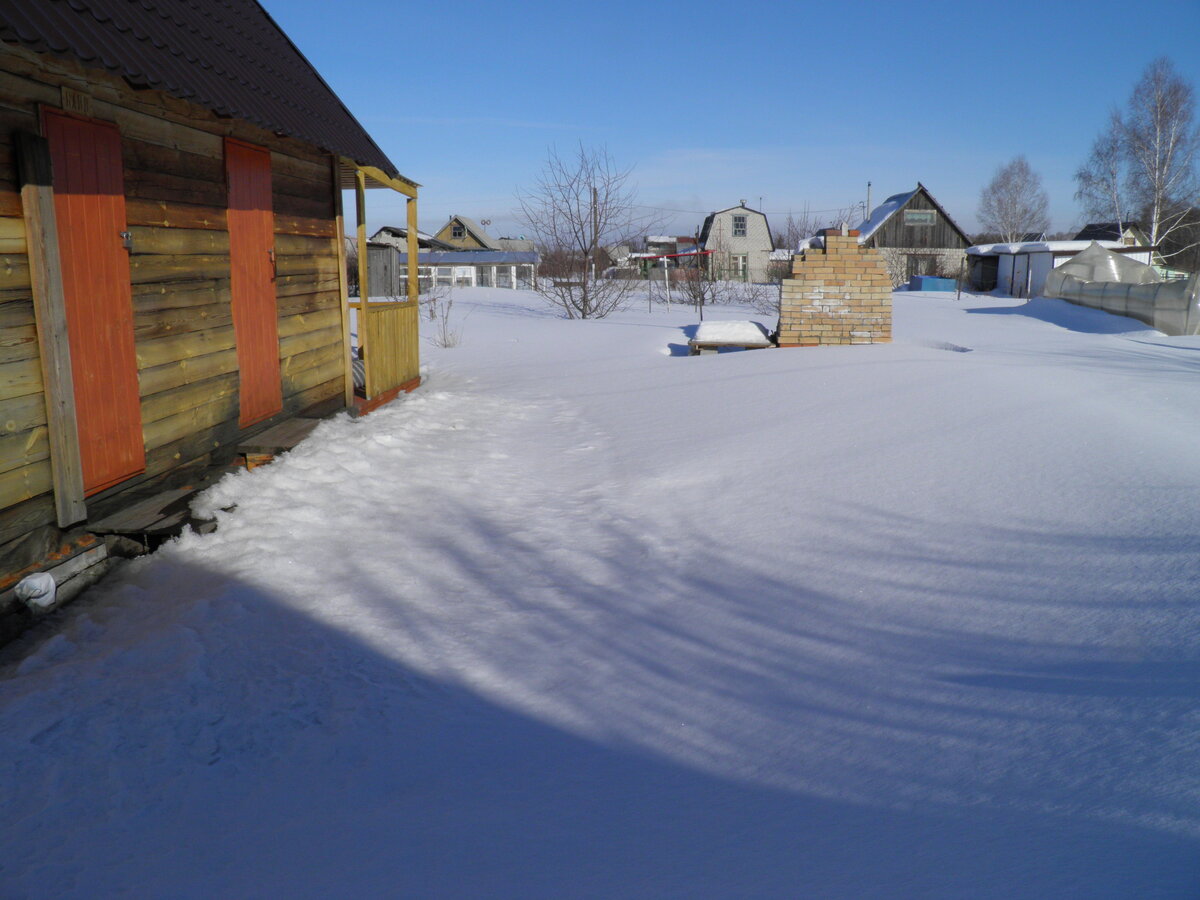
[732,214,747,238]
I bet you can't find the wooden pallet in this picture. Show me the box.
[88,486,211,540]
[237,417,321,468]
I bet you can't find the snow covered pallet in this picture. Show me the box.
[688,320,774,355]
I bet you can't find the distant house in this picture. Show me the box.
[371,225,454,251]
[699,203,774,281]
[856,183,971,286]
[432,215,536,253]
[645,235,678,257]
[434,215,499,250]
[1074,222,1151,246]
[496,236,537,252]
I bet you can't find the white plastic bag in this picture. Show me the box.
[15,572,56,611]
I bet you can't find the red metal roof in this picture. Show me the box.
[0,0,399,176]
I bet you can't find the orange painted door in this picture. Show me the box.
[226,138,282,427]
[45,110,145,496]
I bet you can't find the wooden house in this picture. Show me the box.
[855,183,971,286]
[432,215,535,253]
[434,215,501,251]
[0,1,421,633]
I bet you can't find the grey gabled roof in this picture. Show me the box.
[0,0,399,175]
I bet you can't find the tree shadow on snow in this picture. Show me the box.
[0,530,1197,897]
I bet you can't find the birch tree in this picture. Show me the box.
[1123,58,1199,252]
[977,156,1050,242]
[1075,57,1200,259]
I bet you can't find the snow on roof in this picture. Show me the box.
[967,240,1126,255]
[855,188,918,241]
[769,249,792,260]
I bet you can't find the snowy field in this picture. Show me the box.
[2,287,1200,898]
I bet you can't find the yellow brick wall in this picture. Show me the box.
[777,231,893,346]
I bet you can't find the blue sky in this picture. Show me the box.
[263,0,1200,240]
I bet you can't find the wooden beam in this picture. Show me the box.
[407,196,419,305]
[353,162,419,198]
[355,167,369,397]
[331,155,353,408]
[15,131,85,526]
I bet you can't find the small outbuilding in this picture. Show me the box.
[966,240,1156,298]
[367,246,538,294]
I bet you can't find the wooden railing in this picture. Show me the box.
[340,159,422,410]
[362,301,419,399]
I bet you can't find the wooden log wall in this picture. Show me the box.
[0,43,349,564]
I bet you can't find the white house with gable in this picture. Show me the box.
[699,202,774,282]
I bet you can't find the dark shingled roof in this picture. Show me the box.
[1074,222,1142,241]
[0,0,399,176]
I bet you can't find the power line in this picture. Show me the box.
[631,202,864,216]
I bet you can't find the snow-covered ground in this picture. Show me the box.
[3,287,1199,898]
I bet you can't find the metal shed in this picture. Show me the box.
[966,241,1156,298]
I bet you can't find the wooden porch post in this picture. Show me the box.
[16,131,86,526]
[406,195,418,304]
[355,167,369,397]
[333,158,353,408]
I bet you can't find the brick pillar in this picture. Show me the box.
[777,228,892,346]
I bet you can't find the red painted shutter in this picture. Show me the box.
[45,111,145,496]
[225,139,282,427]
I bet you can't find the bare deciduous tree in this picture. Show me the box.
[774,207,817,250]
[978,156,1050,242]
[1075,58,1200,262]
[1075,109,1130,232]
[517,144,652,319]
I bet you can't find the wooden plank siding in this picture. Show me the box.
[0,42,349,561]
[862,190,969,252]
